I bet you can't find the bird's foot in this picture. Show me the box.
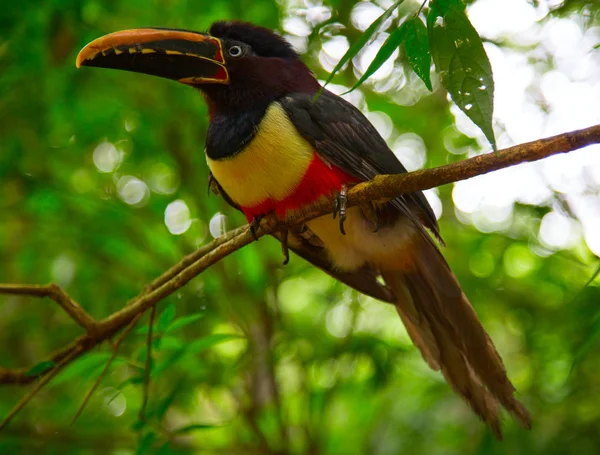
[280,228,290,265]
[333,184,348,235]
[360,202,380,233]
[249,215,264,241]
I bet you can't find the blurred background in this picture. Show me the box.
[1,0,599,453]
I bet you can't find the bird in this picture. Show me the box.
[76,21,531,437]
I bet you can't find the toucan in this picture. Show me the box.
[76,21,531,437]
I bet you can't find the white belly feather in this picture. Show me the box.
[307,208,416,272]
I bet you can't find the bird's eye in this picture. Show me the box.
[228,45,244,58]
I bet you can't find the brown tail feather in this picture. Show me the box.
[381,236,531,437]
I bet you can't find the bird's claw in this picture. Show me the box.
[280,228,290,265]
[333,185,348,235]
[249,215,263,241]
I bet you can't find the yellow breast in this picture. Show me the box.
[206,102,314,208]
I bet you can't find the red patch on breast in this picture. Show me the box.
[240,153,357,222]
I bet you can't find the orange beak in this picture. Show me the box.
[76,28,229,85]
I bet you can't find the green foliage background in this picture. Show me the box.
[1,0,599,453]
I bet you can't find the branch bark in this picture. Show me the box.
[0,284,96,332]
[0,124,598,424]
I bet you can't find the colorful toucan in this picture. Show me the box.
[76,21,531,436]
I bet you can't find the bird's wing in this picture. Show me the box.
[279,89,441,241]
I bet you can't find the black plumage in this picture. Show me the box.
[280,90,441,242]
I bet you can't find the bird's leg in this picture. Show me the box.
[360,202,380,232]
[333,184,348,235]
[207,172,221,197]
[249,215,264,241]
[280,228,290,265]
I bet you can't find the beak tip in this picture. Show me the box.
[75,51,86,69]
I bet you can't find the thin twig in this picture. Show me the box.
[70,313,143,425]
[0,345,84,432]
[416,0,427,17]
[0,284,97,332]
[141,226,248,295]
[139,306,156,422]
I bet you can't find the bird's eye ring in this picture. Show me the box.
[228,45,243,58]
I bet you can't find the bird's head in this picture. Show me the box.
[76,21,319,113]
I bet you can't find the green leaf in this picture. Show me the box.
[187,333,244,353]
[153,333,244,377]
[571,318,600,374]
[25,360,55,377]
[430,0,466,14]
[136,325,150,335]
[136,431,155,455]
[401,17,432,91]
[165,313,205,333]
[346,25,406,93]
[54,353,121,385]
[156,335,184,350]
[154,380,183,420]
[570,262,600,372]
[428,0,497,150]
[118,375,145,389]
[323,0,407,88]
[156,442,174,455]
[157,303,176,333]
[153,348,187,377]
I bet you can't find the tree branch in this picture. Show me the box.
[343,123,600,205]
[70,312,143,425]
[0,345,85,432]
[0,284,97,332]
[139,305,156,422]
[0,124,598,428]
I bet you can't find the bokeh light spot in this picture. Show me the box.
[164,199,192,235]
[209,212,227,238]
[101,387,126,417]
[539,211,580,250]
[469,251,495,278]
[116,176,150,206]
[93,141,122,173]
[503,244,538,278]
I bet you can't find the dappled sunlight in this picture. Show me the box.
[393,132,427,171]
[423,188,442,220]
[325,302,353,338]
[51,254,77,287]
[116,175,150,206]
[93,141,122,173]
[101,387,127,417]
[444,2,600,255]
[503,244,539,279]
[164,199,192,235]
[539,211,581,250]
[319,35,349,72]
[147,162,179,195]
[208,212,227,238]
[355,36,397,81]
[366,110,394,140]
